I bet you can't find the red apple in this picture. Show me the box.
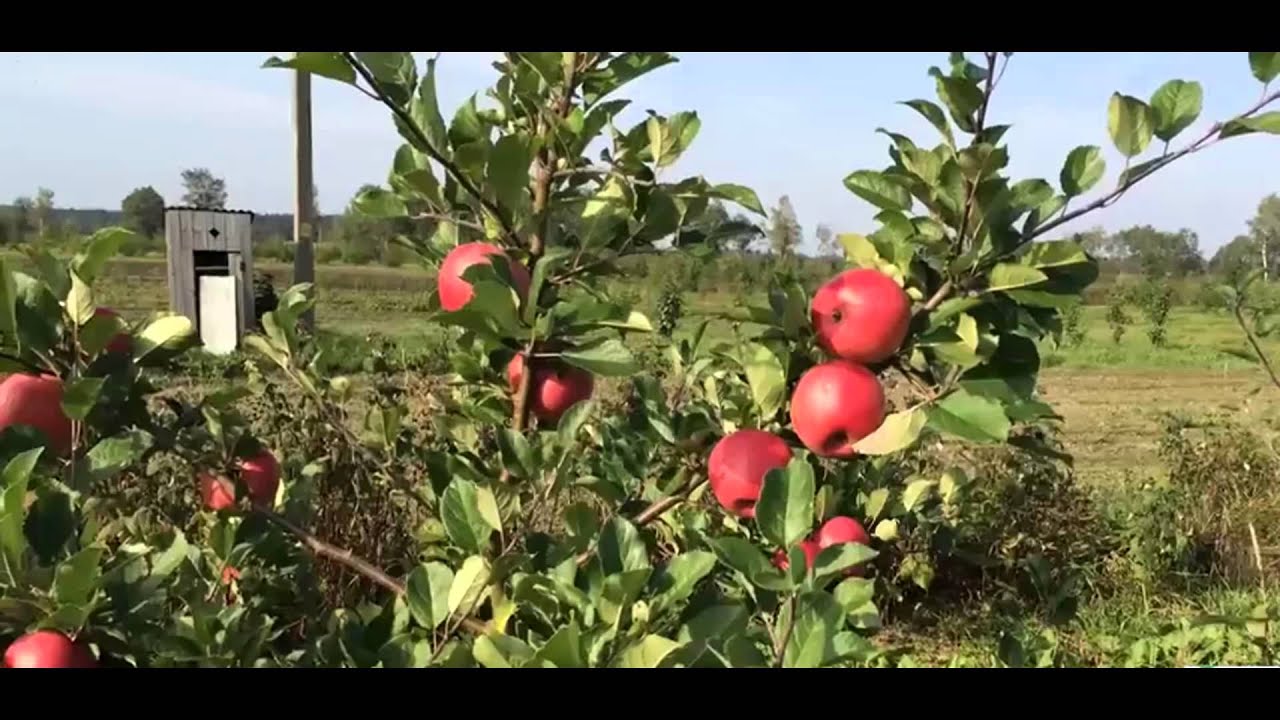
[811,268,911,365]
[707,429,793,518]
[437,242,532,312]
[506,354,594,425]
[199,472,236,511]
[0,373,72,456]
[771,539,821,572]
[789,360,885,459]
[237,449,281,509]
[3,630,96,668]
[92,307,132,356]
[815,515,872,577]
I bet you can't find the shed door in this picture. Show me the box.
[198,275,239,356]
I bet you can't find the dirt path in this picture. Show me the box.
[1039,368,1276,484]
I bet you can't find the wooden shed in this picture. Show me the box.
[164,207,256,354]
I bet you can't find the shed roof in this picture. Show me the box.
[164,206,257,218]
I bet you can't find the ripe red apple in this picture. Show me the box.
[3,630,96,668]
[707,429,793,518]
[0,373,72,456]
[237,449,281,509]
[199,472,236,511]
[505,354,594,425]
[437,242,532,312]
[92,307,132,355]
[771,539,821,572]
[815,515,872,577]
[789,360,885,459]
[811,268,911,365]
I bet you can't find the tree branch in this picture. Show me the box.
[341,52,516,243]
[1030,88,1280,242]
[1233,303,1280,390]
[257,509,488,635]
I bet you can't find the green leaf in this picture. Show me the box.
[1249,52,1280,84]
[811,543,878,587]
[582,52,677,106]
[406,562,454,631]
[709,184,765,215]
[65,271,95,326]
[80,310,127,358]
[598,516,650,575]
[838,232,884,269]
[613,635,681,668]
[531,621,587,668]
[449,94,486,147]
[755,458,815,549]
[742,342,787,421]
[472,634,534,668]
[578,177,633,249]
[1107,94,1155,158]
[784,592,843,668]
[650,551,716,614]
[488,134,535,211]
[935,76,984,133]
[863,488,890,523]
[149,531,189,580]
[833,577,880,629]
[84,430,153,484]
[60,377,105,422]
[899,99,956,148]
[852,407,926,456]
[1008,179,1054,214]
[1149,80,1203,142]
[648,111,701,167]
[1023,194,1068,234]
[351,186,407,218]
[927,389,1011,444]
[497,429,535,480]
[410,57,449,155]
[52,546,103,606]
[987,263,1048,292]
[1020,240,1090,269]
[0,449,41,582]
[597,568,652,626]
[1219,112,1280,138]
[0,258,18,349]
[556,400,593,449]
[133,315,197,363]
[441,479,494,554]
[73,228,131,284]
[903,479,938,510]
[561,338,637,377]
[447,555,491,616]
[707,537,790,591]
[1060,146,1105,197]
[844,170,913,212]
[262,52,356,85]
[355,52,416,103]
[1117,156,1168,185]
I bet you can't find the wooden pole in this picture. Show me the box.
[292,59,316,331]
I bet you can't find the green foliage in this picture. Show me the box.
[1106,286,1132,344]
[0,50,1274,669]
[120,187,166,238]
[1136,280,1175,347]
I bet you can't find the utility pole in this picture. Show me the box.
[292,56,316,331]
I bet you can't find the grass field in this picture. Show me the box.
[64,253,1279,492]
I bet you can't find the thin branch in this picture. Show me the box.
[257,509,488,635]
[1030,88,1280,242]
[915,86,1280,320]
[1233,303,1280,390]
[411,212,487,234]
[773,594,797,667]
[341,52,516,242]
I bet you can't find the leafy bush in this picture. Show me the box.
[1136,280,1175,347]
[1106,286,1132,344]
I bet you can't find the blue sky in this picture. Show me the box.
[1,52,1275,255]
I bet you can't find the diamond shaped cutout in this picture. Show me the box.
[208,228,221,239]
